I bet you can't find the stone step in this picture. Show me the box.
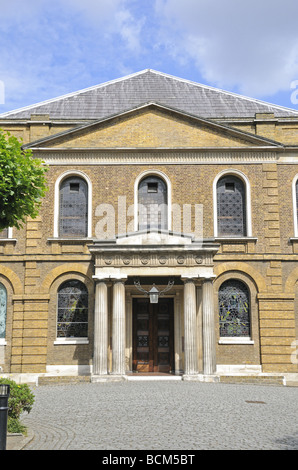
[219,375,285,385]
[37,374,295,386]
[285,381,298,387]
[38,376,91,385]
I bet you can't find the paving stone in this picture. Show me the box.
[17,381,298,450]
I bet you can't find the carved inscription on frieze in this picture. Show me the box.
[97,251,208,268]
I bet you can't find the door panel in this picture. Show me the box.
[134,300,151,372]
[133,298,174,373]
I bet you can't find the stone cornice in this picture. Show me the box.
[90,238,220,272]
[32,148,280,165]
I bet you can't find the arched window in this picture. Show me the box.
[0,283,7,340]
[59,177,88,237]
[216,175,246,237]
[295,179,298,236]
[218,279,251,337]
[57,280,88,338]
[0,229,8,238]
[138,175,168,230]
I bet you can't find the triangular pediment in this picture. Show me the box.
[23,103,283,150]
[115,230,194,246]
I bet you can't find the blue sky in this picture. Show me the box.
[1,0,298,113]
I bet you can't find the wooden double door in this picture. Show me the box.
[133,297,174,373]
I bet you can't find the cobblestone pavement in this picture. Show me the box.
[20,380,298,450]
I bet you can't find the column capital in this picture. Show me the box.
[181,276,196,283]
[93,274,128,283]
[203,275,216,281]
[111,275,127,284]
[92,275,109,282]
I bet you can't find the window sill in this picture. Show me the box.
[219,337,254,345]
[48,238,93,243]
[0,339,7,346]
[0,238,17,244]
[54,338,89,345]
[215,237,258,242]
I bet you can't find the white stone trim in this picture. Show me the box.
[133,169,172,231]
[213,169,252,237]
[53,170,92,238]
[54,338,89,345]
[218,337,254,344]
[38,150,278,166]
[216,364,262,374]
[292,174,298,237]
[46,364,91,375]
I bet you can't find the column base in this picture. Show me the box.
[91,374,127,383]
[182,374,220,383]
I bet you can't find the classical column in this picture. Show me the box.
[125,291,133,372]
[183,278,198,376]
[93,280,108,376]
[174,292,183,375]
[112,279,126,375]
[202,278,216,375]
[196,285,203,373]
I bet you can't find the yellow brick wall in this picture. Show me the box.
[49,110,259,149]
[0,110,298,374]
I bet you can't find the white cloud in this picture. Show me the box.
[56,0,144,54]
[0,0,146,111]
[154,0,298,97]
[2,0,297,112]
[115,9,145,54]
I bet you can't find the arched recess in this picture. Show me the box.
[292,174,298,237]
[213,169,252,237]
[53,170,92,238]
[0,265,23,295]
[45,265,94,366]
[285,266,298,294]
[213,267,261,365]
[41,263,92,294]
[134,169,172,231]
[0,266,22,355]
[214,262,266,293]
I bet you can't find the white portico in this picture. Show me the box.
[89,231,219,381]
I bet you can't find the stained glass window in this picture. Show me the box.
[219,280,250,337]
[296,180,298,226]
[59,177,88,237]
[217,175,246,237]
[138,176,168,230]
[0,283,7,339]
[57,280,88,338]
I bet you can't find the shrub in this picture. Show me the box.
[0,378,35,434]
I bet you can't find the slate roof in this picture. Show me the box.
[1,69,298,120]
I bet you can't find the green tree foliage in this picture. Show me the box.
[0,129,48,231]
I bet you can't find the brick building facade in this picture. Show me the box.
[0,70,298,383]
